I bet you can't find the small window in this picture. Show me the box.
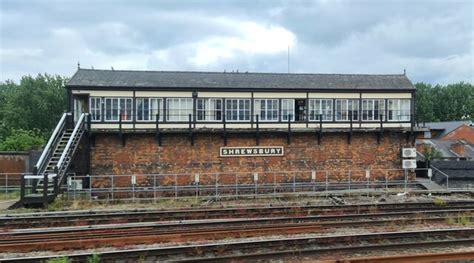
[225,99,250,121]
[136,98,163,121]
[89,97,102,121]
[254,99,278,121]
[197,98,222,121]
[104,98,132,121]
[167,98,193,121]
[388,99,411,121]
[362,99,385,121]
[335,99,359,121]
[281,99,295,121]
[309,99,333,121]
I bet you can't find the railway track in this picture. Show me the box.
[1,208,472,252]
[2,200,474,228]
[3,228,473,262]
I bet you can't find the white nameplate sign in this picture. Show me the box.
[220,146,284,157]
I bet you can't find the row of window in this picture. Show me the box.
[88,97,411,122]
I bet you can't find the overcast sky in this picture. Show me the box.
[0,0,473,85]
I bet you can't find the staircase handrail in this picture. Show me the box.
[56,113,86,174]
[431,165,449,189]
[35,112,68,174]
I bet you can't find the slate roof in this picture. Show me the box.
[66,69,416,91]
[416,139,474,158]
[424,121,473,137]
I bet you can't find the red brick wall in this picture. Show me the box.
[91,132,410,184]
[0,153,28,173]
[442,124,474,144]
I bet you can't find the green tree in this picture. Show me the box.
[0,129,45,151]
[416,81,473,122]
[0,74,67,138]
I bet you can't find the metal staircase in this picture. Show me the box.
[17,112,88,207]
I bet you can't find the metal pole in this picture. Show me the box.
[293,172,296,192]
[325,171,329,193]
[235,173,239,198]
[89,175,92,201]
[174,174,178,199]
[215,173,218,200]
[111,175,114,201]
[5,174,8,195]
[20,174,25,204]
[132,177,135,203]
[153,174,157,202]
[273,173,276,195]
[348,171,351,190]
[404,169,408,192]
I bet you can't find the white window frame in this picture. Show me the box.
[225,99,250,121]
[104,97,132,122]
[388,99,411,122]
[136,98,163,121]
[309,99,333,121]
[89,97,102,122]
[335,99,359,121]
[167,98,193,121]
[281,99,295,121]
[362,99,385,121]
[254,99,279,122]
[197,98,222,121]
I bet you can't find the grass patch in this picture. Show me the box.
[433,197,447,207]
[47,257,70,263]
[446,213,472,226]
[0,191,21,200]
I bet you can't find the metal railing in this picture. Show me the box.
[34,113,68,174]
[431,165,450,189]
[88,112,413,125]
[56,113,87,182]
[0,173,23,195]
[64,169,427,202]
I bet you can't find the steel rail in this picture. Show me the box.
[2,228,473,262]
[5,200,474,218]
[5,208,473,235]
[0,211,472,252]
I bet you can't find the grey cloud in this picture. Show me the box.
[0,0,472,85]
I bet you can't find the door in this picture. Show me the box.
[295,99,306,122]
[73,95,88,124]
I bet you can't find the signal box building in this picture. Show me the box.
[59,68,418,178]
[31,67,422,200]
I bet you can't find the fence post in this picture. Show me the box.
[293,172,296,193]
[53,174,59,196]
[89,175,92,201]
[325,171,329,193]
[111,175,114,201]
[174,174,178,199]
[235,173,239,198]
[4,174,8,195]
[254,172,258,197]
[215,173,218,201]
[348,171,351,190]
[43,172,48,208]
[20,174,25,204]
[385,174,388,190]
[153,174,157,202]
[404,169,408,192]
[273,173,276,195]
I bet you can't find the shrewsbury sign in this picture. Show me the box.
[220,146,284,157]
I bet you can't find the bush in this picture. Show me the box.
[0,129,45,151]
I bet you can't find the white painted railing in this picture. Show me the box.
[56,113,86,173]
[35,113,68,173]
